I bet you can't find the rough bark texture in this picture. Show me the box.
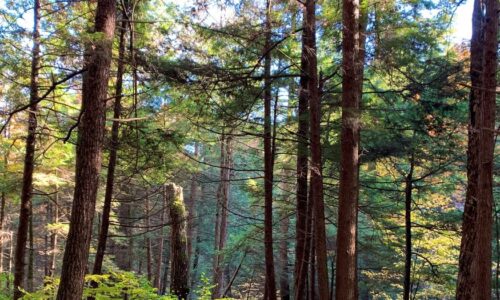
[470,0,498,297]
[167,183,189,299]
[294,2,311,297]
[13,0,40,297]
[456,1,483,298]
[404,157,414,300]
[263,1,277,298]
[56,1,116,298]
[304,0,329,298]
[336,0,361,297]
[155,187,167,290]
[213,134,233,298]
[92,12,126,276]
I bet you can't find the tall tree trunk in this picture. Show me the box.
[155,186,168,290]
[471,0,498,297]
[278,211,290,300]
[92,9,126,276]
[336,0,362,297]
[404,156,414,300]
[456,0,489,297]
[13,0,40,297]
[187,143,199,270]
[303,0,330,298]
[213,134,233,298]
[167,183,189,299]
[294,2,311,297]
[263,1,277,299]
[56,1,116,298]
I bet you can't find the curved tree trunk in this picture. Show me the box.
[56,0,116,298]
[13,0,40,297]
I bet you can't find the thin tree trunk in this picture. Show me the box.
[0,190,5,274]
[145,195,153,282]
[456,0,485,297]
[213,134,233,298]
[13,0,40,297]
[263,1,277,299]
[279,211,290,300]
[294,1,311,297]
[167,183,189,299]
[92,10,127,276]
[155,186,167,290]
[336,0,361,297]
[56,0,116,298]
[404,156,414,300]
[470,0,498,297]
[187,143,199,270]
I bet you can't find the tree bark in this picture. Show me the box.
[56,1,116,298]
[404,156,414,300]
[155,186,168,290]
[187,143,199,270]
[13,0,40,297]
[92,10,127,276]
[263,1,277,299]
[167,183,189,299]
[303,0,330,298]
[294,1,311,297]
[456,0,483,297]
[336,0,362,297]
[279,211,290,300]
[470,0,498,297]
[213,134,233,298]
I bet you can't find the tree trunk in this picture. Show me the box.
[56,0,116,298]
[336,0,361,297]
[404,156,414,300]
[187,143,199,271]
[145,195,153,282]
[263,1,277,299]
[279,211,290,300]
[294,1,311,297]
[167,183,189,299]
[27,202,34,291]
[303,0,329,298]
[155,186,168,290]
[49,188,59,277]
[470,0,498,297]
[13,0,40,297]
[92,10,127,276]
[0,190,5,274]
[213,134,233,298]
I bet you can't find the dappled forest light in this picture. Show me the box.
[0,0,498,299]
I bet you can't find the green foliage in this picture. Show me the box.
[20,272,171,300]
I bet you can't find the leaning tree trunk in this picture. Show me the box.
[56,0,116,299]
[92,9,127,276]
[470,0,498,298]
[263,1,277,299]
[167,183,189,299]
[456,0,483,297]
[294,2,311,298]
[13,0,40,297]
[336,0,362,297]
